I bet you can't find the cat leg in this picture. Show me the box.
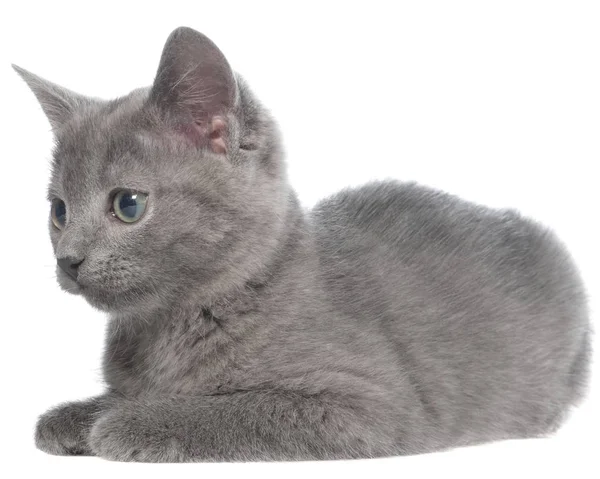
[35,394,112,456]
[88,390,401,462]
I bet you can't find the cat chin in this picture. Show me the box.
[56,271,144,313]
[56,270,82,296]
[82,295,115,313]
[79,284,158,315]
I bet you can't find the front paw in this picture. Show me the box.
[88,408,187,462]
[36,402,99,456]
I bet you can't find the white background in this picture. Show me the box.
[0,1,598,477]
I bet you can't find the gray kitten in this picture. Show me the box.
[14,27,590,462]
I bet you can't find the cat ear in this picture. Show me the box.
[149,27,237,153]
[12,65,91,131]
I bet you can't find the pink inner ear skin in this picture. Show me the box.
[175,116,228,154]
[208,117,228,154]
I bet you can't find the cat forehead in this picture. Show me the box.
[49,106,157,199]
[47,86,227,201]
[65,88,149,138]
[48,112,211,202]
[52,90,157,163]
[52,124,143,186]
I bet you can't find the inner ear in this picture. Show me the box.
[207,118,227,154]
[178,116,228,153]
[149,27,237,152]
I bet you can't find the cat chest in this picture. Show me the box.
[103,322,239,396]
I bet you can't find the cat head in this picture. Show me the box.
[15,27,290,314]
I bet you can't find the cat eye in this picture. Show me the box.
[51,198,67,230]
[111,190,148,223]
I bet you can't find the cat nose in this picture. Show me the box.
[57,256,84,281]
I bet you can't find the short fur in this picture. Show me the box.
[16,27,590,462]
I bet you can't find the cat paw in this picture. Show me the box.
[88,408,187,462]
[35,402,98,456]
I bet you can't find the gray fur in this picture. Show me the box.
[15,27,590,462]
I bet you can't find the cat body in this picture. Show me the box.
[16,27,590,461]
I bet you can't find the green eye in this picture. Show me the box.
[51,198,67,230]
[112,190,148,223]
